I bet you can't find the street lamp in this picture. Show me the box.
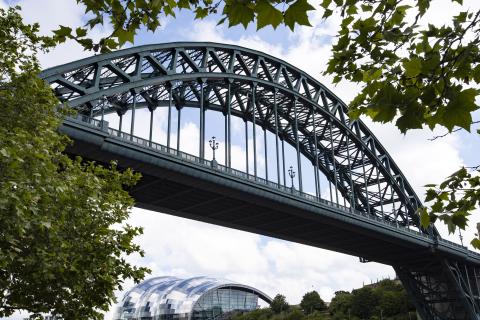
[209,136,219,166]
[288,165,295,189]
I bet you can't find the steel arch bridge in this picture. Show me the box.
[40,42,480,320]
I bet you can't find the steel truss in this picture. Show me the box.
[40,42,480,319]
[397,259,480,319]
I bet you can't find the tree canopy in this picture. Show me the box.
[0,7,149,319]
[50,0,480,247]
[233,280,414,320]
[270,294,290,314]
[300,290,327,314]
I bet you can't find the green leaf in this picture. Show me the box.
[53,25,72,37]
[471,238,480,250]
[361,4,373,12]
[425,189,437,202]
[451,211,468,229]
[419,208,430,229]
[284,0,315,31]
[402,57,422,78]
[225,2,255,28]
[0,148,9,158]
[75,27,87,38]
[256,1,283,30]
[362,68,382,82]
[473,65,480,83]
[195,7,208,19]
[113,28,135,45]
[177,0,190,9]
[442,88,478,131]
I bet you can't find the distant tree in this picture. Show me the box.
[231,308,273,320]
[284,307,305,320]
[374,281,414,317]
[350,287,379,319]
[300,291,327,314]
[270,294,290,314]
[328,291,352,318]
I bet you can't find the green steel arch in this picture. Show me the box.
[40,42,480,320]
[40,42,429,235]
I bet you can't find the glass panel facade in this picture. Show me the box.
[191,288,259,320]
[113,277,270,320]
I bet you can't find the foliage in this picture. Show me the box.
[328,280,414,319]
[231,307,273,320]
[319,0,480,134]
[350,287,378,319]
[328,291,352,317]
[270,294,290,314]
[0,7,149,319]
[420,166,480,246]
[53,0,315,53]
[236,280,413,320]
[232,306,329,320]
[0,6,54,79]
[300,291,327,314]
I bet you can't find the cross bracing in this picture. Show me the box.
[40,42,480,320]
[41,42,427,234]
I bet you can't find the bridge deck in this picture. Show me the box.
[61,116,480,270]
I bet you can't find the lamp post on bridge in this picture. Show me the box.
[209,136,219,167]
[101,95,107,123]
[288,165,295,191]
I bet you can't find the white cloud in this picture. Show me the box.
[123,209,395,306]
[3,0,112,69]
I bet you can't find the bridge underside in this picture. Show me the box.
[62,118,480,320]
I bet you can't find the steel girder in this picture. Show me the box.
[396,259,480,319]
[39,42,430,235]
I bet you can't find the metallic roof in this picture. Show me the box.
[113,276,271,319]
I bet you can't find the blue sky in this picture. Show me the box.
[3,0,480,318]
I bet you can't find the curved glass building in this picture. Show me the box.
[113,276,272,320]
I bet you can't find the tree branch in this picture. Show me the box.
[428,120,480,140]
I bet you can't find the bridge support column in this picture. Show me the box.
[328,121,338,204]
[345,135,355,209]
[148,105,156,147]
[274,89,280,185]
[395,259,480,320]
[312,107,320,198]
[130,90,136,140]
[252,83,257,178]
[293,98,302,192]
[245,119,249,174]
[264,127,268,181]
[281,138,286,186]
[227,80,232,168]
[167,83,172,149]
[177,106,182,151]
[200,79,205,159]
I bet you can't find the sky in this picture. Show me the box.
[2,0,480,319]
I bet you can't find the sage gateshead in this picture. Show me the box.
[113,276,272,320]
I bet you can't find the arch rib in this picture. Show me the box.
[40,42,434,236]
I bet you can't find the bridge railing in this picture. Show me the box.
[70,115,479,254]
